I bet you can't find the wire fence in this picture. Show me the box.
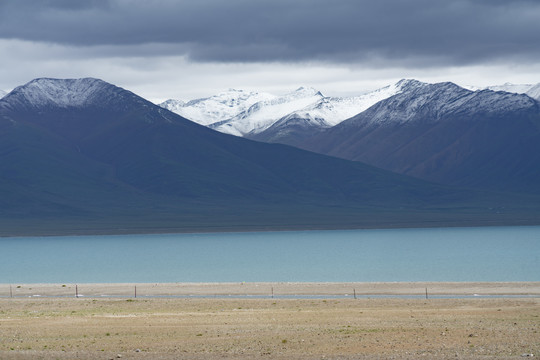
[2,282,540,299]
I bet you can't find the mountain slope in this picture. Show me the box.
[209,87,324,136]
[159,89,275,126]
[526,83,540,100]
[248,80,418,145]
[300,81,540,194]
[2,78,520,235]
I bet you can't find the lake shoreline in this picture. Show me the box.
[2,220,540,238]
[3,281,540,298]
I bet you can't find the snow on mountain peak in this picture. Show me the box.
[161,81,429,137]
[159,89,275,126]
[0,90,6,99]
[159,78,540,138]
[213,87,325,135]
[465,89,538,116]
[350,80,540,127]
[461,82,540,100]
[395,78,424,89]
[159,98,185,112]
[486,83,535,94]
[272,81,412,128]
[292,86,323,97]
[271,79,426,128]
[349,81,473,125]
[7,78,116,108]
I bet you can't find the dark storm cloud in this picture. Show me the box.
[1,0,539,65]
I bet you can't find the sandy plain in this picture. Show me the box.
[1,283,539,359]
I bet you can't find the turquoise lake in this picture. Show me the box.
[1,226,539,283]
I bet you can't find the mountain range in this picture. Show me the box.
[5,77,526,236]
[0,78,540,235]
[160,79,540,195]
[159,80,540,140]
[159,81,412,138]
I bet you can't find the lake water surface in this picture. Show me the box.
[1,226,539,283]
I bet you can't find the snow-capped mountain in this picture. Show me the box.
[160,81,412,139]
[464,82,540,100]
[272,79,417,128]
[159,89,274,126]
[0,90,6,99]
[5,78,114,108]
[300,80,540,193]
[1,77,156,113]
[340,80,538,127]
[247,79,419,144]
[210,87,324,136]
[159,78,540,150]
[0,77,187,145]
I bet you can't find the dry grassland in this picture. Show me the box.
[1,297,539,359]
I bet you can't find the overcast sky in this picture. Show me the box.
[1,0,540,102]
